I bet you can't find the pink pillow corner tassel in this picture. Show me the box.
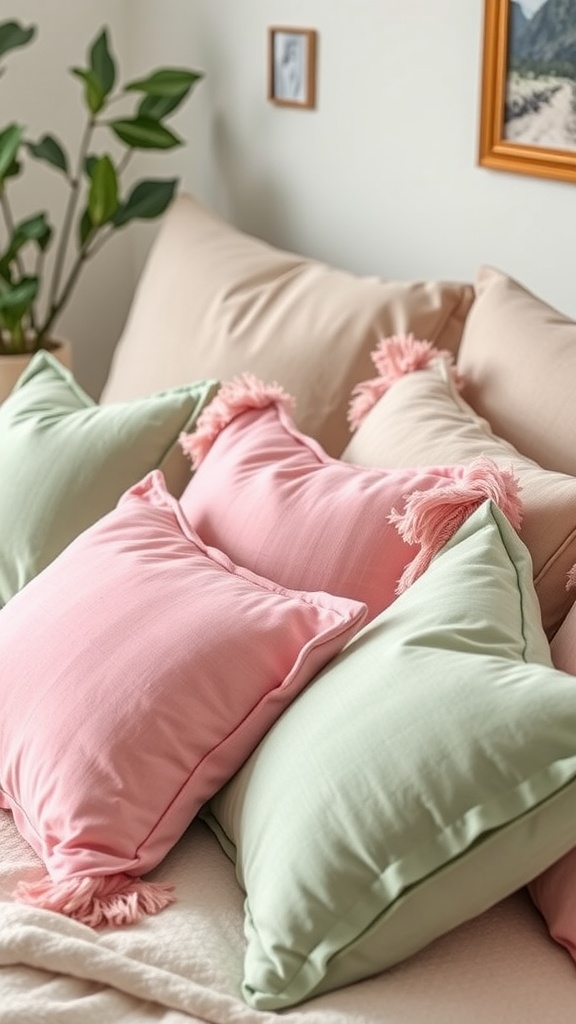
[14,871,175,928]
[179,372,295,468]
[390,455,523,595]
[347,333,463,432]
[346,377,390,433]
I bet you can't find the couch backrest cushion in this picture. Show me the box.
[457,266,576,476]
[101,194,473,456]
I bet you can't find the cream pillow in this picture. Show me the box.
[341,357,576,637]
[101,194,473,456]
[457,266,576,476]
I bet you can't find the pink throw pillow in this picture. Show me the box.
[529,847,576,964]
[0,471,366,927]
[529,597,576,960]
[179,374,521,621]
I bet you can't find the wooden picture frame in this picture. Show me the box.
[478,0,576,184]
[268,27,317,109]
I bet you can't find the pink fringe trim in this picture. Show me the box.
[180,372,295,468]
[14,872,175,928]
[348,333,463,431]
[389,455,523,594]
[567,565,576,592]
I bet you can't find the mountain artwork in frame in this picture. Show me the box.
[478,0,576,183]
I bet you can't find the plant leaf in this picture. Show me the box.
[113,179,177,227]
[0,275,38,313]
[2,213,52,266]
[26,134,69,174]
[125,68,203,97]
[84,154,98,178]
[0,21,36,61]
[88,155,119,227]
[78,208,92,247]
[89,28,116,97]
[71,66,105,115]
[109,116,182,150]
[137,93,186,120]
[0,123,23,183]
[1,156,21,182]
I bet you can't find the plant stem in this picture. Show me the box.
[30,246,47,332]
[47,116,95,315]
[38,144,135,341]
[0,191,37,350]
[37,247,88,342]
[38,216,119,342]
[0,190,26,280]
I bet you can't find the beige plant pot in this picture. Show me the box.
[0,339,73,403]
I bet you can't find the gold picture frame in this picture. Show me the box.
[478,0,576,184]
[268,27,317,109]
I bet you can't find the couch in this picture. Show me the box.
[1,193,576,1023]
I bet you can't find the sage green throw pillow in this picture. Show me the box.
[0,352,218,605]
[206,500,576,1010]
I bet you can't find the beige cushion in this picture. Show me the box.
[341,359,576,638]
[458,266,576,476]
[101,194,474,456]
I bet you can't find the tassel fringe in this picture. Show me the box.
[347,377,391,431]
[180,372,295,468]
[390,455,523,594]
[14,872,175,928]
[567,565,576,592]
[348,333,462,431]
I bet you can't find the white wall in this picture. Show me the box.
[129,0,573,311]
[152,0,574,319]
[3,1,576,394]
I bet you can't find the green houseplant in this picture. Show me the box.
[0,19,203,358]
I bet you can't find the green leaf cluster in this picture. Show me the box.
[0,21,204,354]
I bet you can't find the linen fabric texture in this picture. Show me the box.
[529,597,576,963]
[178,376,487,624]
[206,501,576,1010]
[458,265,576,476]
[0,471,366,924]
[0,351,219,606]
[341,356,576,637]
[101,193,474,456]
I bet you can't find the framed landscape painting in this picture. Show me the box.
[478,0,576,183]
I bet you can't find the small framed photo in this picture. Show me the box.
[268,27,317,109]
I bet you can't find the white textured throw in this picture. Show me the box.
[0,810,572,1024]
